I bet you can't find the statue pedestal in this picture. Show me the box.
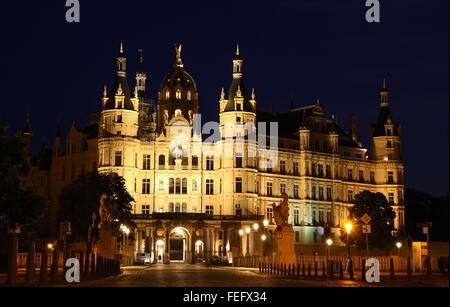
[275,225,297,265]
[98,223,115,259]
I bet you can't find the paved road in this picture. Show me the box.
[73,264,448,287]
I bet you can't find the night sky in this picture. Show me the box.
[1,1,448,196]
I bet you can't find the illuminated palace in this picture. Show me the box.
[30,42,404,264]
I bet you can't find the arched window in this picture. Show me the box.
[176,89,181,100]
[182,203,187,213]
[182,178,187,194]
[187,91,191,101]
[169,178,174,194]
[165,91,170,99]
[175,202,181,212]
[169,202,174,212]
[176,178,181,194]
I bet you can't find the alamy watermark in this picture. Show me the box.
[65,0,80,23]
[365,0,380,23]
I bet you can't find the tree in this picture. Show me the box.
[58,172,135,243]
[340,190,396,250]
[0,126,46,230]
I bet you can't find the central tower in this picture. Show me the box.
[157,44,199,135]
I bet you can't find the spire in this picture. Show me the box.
[116,41,127,76]
[220,88,225,100]
[380,77,389,107]
[103,85,107,98]
[175,43,183,68]
[22,106,33,135]
[232,43,243,78]
[138,48,144,73]
[251,88,255,100]
[236,43,240,57]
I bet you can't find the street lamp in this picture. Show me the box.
[326,238,332,264]
[263,219,269,227]
[396,242,402,257]
[253,223,259,231]
[245,227,251,256]
[345,222,352,258]
[238,229,244,256]
[261,234,267,241]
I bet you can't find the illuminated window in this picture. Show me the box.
[115,151,122,166]
[235,177,242,193]
[142,205,150,215]
[142,179,151,194]
[143,154,151,170]
[206,205,214,215]
[235,204,242,216]
[165,91,170,99]
[176,90,181,100]
[293,185,299,199]
[187,91,191,101]
[280,183,286,194]
[266,182,273,197]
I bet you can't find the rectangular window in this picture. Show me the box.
[266,182,273,197]
[206,179,214,195]
[142,179,151,194]
[326,187,332,200]
[206,156,214,170]
[370,171,375,184]
[280,160,286,174]
[312,185,316,199]
[235,204,242,216]
[280,183,286,194]
[326,165,331,178]
[267,207,273,223]
[293,184,299,199]
[143,154,151,170]
[295,231,300,243]
[142,205,150,215]
[312,163,317,176]
[318,164,324,177]
[206,205,214,215]
[312,210,317,223]
[348,190,353,202]
[359,170,364,182]
[319,211,324,224]
[293,162,299,176]
[327,211,332,224]
[388,192,395,204]
[388,171,394,184]
[236,156,242,168]
[319,186,324,200]
[192,156,198,167]
[294,209,299,225]
[235,177,242,193]
[267,159,272,173]
[115,151,122,166]
[347,168,353,181]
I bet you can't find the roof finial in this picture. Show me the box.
[120,41,124,54]
[175,43,183,67]
[103,85,107,98]
[251,88,255,100]
[220,88,225,99]
[236,43,240,56]
[316,98,320,105]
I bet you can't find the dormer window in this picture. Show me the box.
[387,141,392,148]
[176,90,181,100]
[236,103,242,111]
[187,90,191,101]
[387,129,392,136]
[166,91,170,99]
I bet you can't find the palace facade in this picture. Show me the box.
[26,43,405,264]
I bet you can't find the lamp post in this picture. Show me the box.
[345,222,352,259]
[252,223,259,256]
[326,238,332,263]
[238,229,244,257]
[396,242,402,257]
[262,219,269,257]
[245,227,251,256]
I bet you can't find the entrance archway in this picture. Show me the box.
[156,239,164,263]
[169,227,189,262]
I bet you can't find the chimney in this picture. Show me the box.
[348,114,358,143]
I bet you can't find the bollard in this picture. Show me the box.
[40,244,49,283]
[339,261,344,279]
[84,253,90,278]
[407,257,412,280]
[314,262,318,277]
[51,250,59,281]
[297,263,300,276]
[361,259,366,281]
[79,252,85,279]
[390,257,395,281]
[302,262,305,277]
[91,254,96,279]
[349,259,354,280]
[308,262,311,277]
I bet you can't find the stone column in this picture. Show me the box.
[223,227,228,258]
[163,226,170,264]
[204,227,210,263]
[191,227,196,264]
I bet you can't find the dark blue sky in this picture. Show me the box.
[1,0,448,196]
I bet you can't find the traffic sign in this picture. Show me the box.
[362,224,371,234]
[361,214,371,224]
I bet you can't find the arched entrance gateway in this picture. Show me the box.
[169,227,189,262]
